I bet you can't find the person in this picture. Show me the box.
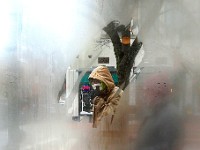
[88,65,123,128]
[103,20,143,90]
[133,72,183,150]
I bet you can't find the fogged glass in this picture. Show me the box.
[0,0,200,149]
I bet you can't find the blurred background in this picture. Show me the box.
[0,0,200,149]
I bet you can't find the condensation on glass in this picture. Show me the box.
[0,0,200,149]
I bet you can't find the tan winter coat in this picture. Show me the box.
[89,66,123,128]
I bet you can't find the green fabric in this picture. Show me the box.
[100,81,107,91]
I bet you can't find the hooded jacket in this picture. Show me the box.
[88,66,123,128]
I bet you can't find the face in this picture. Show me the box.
[90,79,107,96]
[90,79,101,90]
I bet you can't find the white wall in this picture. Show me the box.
[72,39,116,69]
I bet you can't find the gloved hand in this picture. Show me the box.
[93,96,105,110]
